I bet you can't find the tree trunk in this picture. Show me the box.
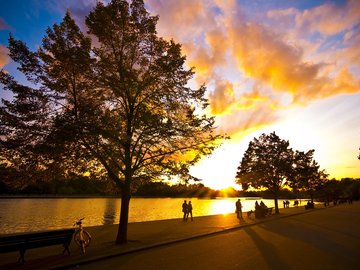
[116,121,133,244]
[116,186,131,244]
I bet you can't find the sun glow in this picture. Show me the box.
[208,198,236,214]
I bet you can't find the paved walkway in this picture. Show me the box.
[0,202,330,269]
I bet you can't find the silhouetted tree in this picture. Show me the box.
[235,132,294,214]
[305,169,328,202]
[323,179,343,202]
[0,0,222,244]
[289,149,327,202]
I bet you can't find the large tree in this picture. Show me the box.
[235,132,294,214]
[0,0,221,244]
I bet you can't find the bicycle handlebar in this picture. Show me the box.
[74,217,85,226]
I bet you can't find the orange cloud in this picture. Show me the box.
[215,101,279,137]
[147,0,213,42]
[183,29,228,82]
[229,21,322,95]
[208,80,236,115]
[0,17,10,68]
[226,12,359,104]
[0,45,10,68]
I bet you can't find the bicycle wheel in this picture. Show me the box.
[73,229,92,254]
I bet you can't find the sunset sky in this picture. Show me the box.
[1,0,359,190]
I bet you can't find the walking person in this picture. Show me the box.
[235,199,243,219]
[186,201,193,221]
[182,200,188,221]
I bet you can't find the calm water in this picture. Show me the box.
[0,197,301,234]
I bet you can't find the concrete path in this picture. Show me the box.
[1,202,358,269]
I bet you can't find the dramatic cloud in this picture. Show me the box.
[230,23,318,92]
[229,21,360,103]
[146,0,359,136]
[12,0,356,137]
[38,0,359,137]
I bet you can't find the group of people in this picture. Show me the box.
[255,200,270,218]
[182,200,193,221]
[236,199,270,219]
[181,198,276,222]
[283,200,290,208]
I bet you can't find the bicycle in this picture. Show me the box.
[73,218,92,254]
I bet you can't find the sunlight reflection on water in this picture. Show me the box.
[0,197,301,234]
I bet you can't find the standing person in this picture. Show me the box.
[235,199,243,219]
[182,200,188,221]
[186,201,193,221]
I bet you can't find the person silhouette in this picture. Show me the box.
[186,201,193,221]
[235,199,243,219]
[182,200,188,221]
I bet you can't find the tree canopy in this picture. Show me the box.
[235,132,326,214]
[235,132,293,213]
[0,0,222,244]
[290,150,328,201]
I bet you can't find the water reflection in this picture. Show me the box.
[208,198,236,214]
[102,198,118,225]
[0,197,301,234]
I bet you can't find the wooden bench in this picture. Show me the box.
[0,228,75,264]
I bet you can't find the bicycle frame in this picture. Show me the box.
[73,218,91,254]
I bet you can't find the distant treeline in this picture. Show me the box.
[0,177,113,196]
[1,177,360,200]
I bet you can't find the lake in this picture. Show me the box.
[0,197,302,234]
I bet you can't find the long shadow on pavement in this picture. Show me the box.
[243,226,289,270]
